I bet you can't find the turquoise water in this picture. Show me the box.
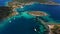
[0,0,60,34]
[0,12,49,34]
[0,0,60,21]
[16,3,60,21]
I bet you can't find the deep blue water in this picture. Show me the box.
[52,0,60,3]
[0,0,12,6]
[0,12,49,34]
[0,0,60,34]
[17,3,60,21]
[0,0,60,21]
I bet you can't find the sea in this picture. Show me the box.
[0,0,60,34]
[0,0,60,21]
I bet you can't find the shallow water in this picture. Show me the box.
[0,0,60,21]
[16,3,60,21]
[0,0,60,34]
